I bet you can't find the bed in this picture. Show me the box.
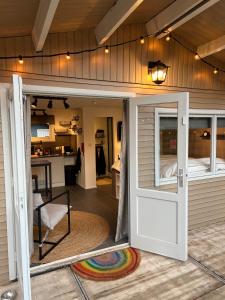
[160,155,225,178]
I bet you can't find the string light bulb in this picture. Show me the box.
[66,52,71,60]
[18,55,24,64]
[194,53,200,60]
[140,36,145,44]
[105,46,109,54]
[165,34,171,42]
[213,68,218,75]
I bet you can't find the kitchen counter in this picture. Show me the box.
[31,155,76,188]
[31,154,76,159]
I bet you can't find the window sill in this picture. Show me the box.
[159,172,225,186]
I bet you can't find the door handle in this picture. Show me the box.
[178,169,184,188]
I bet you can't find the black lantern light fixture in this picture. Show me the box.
[148,60,169,85]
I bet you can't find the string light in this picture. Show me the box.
[66,52,71,60]
[0,32,224,77]
[140,36,145,44]
[194,53,200,60]
[165,34,171,42]
[105,46,109,54]
[18,55,24,64]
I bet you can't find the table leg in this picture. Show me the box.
[45,165,48,195]
[49,164,52,198]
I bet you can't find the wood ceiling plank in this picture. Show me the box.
[197,35,225,58]
[146,0,221,38]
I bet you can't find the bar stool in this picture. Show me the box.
[32,174,39,192]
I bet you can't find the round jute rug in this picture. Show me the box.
[32,211,110,264]
[71,248,141,281]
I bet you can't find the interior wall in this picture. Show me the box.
[81,105,122,189]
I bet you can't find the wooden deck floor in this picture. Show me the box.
[2,218,225,299]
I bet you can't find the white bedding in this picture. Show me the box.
[160,155,225,178]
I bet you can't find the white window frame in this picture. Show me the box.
[155,108,225,186]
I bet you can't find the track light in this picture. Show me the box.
[31,97,38,108]
[105,46,109,54]
[18,55,24,64]
[140,36,145,44]
[47,100,53,109]
[66,52,71,60]
[63,100,70,109]
[213,68,218,75]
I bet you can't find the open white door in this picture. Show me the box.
[10,75,31,299]
[129,92,189,261]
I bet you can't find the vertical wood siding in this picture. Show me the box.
[0,24,224,91]
[0,107,9,285]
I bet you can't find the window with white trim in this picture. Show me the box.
[156,109,225,185]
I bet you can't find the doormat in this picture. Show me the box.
[71,248,141,281]
[32,211,110,264]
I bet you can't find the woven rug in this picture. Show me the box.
[71,248,141,281]
[32,211,110,264]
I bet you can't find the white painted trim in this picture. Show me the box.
[16,80,134,272]
[0,87,16,280]
[23,84,136,99]
[32,0,60,51]
[95,0,144,45]
[31,242,129,275]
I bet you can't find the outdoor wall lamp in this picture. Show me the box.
[148,60,169,84]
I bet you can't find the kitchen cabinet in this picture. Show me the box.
[31,156,76,188]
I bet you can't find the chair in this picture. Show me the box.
[33,191,71,260]
[32,174,39,192]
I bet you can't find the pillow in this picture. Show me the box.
[33,193,51,229]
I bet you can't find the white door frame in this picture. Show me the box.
[129,92,189,261]
[1,81,136,277]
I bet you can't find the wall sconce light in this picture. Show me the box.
[201,130,210,138]
[148,60,169,84]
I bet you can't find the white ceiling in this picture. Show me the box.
[31,96,123,110]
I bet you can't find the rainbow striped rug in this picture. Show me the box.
[71,248,141,281]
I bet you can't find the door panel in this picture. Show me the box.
[129,93,189,261]
[10,74,31,299]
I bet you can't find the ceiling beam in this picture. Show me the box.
[146,0,221,38]
[197,35,225,58]
[32,0,60,52]
[95,0,144,45]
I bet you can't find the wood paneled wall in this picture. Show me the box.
[0,24,225,91]
[0,108,8,285]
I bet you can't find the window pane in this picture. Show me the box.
[138,102,178,192]
[188,117,212,176]
[216,118,225,172]
[160,117,178,180]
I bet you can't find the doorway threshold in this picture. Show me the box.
[30,242,130,276]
